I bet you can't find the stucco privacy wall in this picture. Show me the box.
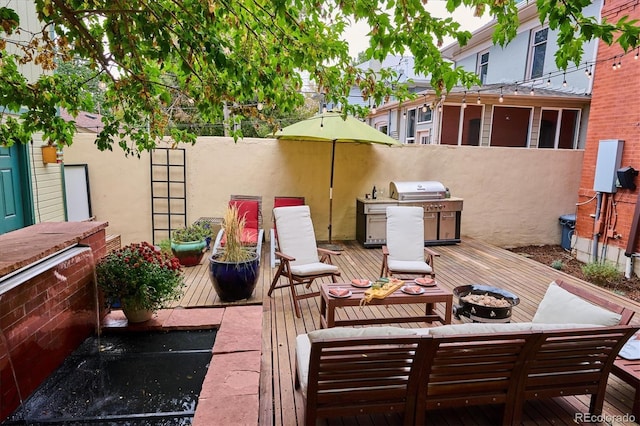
[64,134,583,248]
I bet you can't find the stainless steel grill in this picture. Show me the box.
[389,181,447,201]
[356,181,463,247]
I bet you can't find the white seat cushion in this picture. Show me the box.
[295,327,417,395]
[532,282,622,326]
[274,206,320,265]
[387,260,432,274]
[427,321,603,336]
[290,262,339,276]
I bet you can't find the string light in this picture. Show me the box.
[322,104,327,113]
[371,104,377,114]
[359,49,637,113]
[257,102,264,111]
[402,111,407,119]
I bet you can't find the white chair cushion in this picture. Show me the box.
[387,260,432,274]
[290,262,339,276]
[428,321,603,336]
[532,282,622,326]
[386,206,425,262]
[295,327,417,395]
[274,206,320,265]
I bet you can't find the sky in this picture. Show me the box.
[344,3,493,58]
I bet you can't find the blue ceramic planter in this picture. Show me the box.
[208,253,259,302]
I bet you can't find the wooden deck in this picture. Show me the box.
[174,239,640,425]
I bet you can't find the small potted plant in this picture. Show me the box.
[208,205,260,302]
[96,242,185,322]
[171,222,210,266]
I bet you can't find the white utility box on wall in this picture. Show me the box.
[593,139,624,193]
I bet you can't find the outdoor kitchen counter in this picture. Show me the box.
[356,196,463,247]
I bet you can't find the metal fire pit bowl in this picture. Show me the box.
[453,284,520,323]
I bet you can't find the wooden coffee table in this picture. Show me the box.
[319,282,453,329]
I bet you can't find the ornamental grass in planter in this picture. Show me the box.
[96,242,185,322]
[208,205,260,302]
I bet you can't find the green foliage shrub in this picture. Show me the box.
[550,260,564,270]
[581,262,620,286]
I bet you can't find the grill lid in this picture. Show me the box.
[389,181,446,201]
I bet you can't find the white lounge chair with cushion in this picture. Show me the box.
[267,205,341,317]
[380,206,438,279]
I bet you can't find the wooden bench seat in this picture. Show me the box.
[554,279,639,419]
[297,324,639,425]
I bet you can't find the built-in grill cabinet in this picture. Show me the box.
[356,181,463,248]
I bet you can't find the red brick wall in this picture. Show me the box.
[575,0,640,254]
[0,229,106,420]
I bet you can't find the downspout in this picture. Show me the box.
[591,192,604,263]
[623,189,640,278]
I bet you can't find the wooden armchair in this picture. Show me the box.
[381,206,438,278]
[267,205,340,317]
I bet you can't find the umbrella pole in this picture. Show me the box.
[328,140,335,243]
[320,140,342,251]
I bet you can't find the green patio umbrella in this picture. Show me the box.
[275,111,401,244]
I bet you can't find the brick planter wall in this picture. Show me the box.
[0,223,107,420]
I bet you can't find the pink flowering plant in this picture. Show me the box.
[96,241,185,311]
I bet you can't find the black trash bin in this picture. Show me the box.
[559,214,576,250]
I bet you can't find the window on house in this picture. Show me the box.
[477,51,489,84]
[490,106,532,147]
[418,129,431,145]
[529,28,548,79]
[439,105,482,146]
[538,109,580,149]
[417,106,432,123]
[461,106,482,146]
[406,109,416,143]
[377,122,388,135]
[440,105,460,145]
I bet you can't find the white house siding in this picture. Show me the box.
[1,2,65,225]
[4,0,48,83]
[447,1,600,93]
[29,134,66,223]
[483,34,529,84]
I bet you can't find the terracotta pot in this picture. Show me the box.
[122,306,154,323]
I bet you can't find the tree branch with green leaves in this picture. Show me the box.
[0,0,637,155]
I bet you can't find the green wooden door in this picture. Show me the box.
[0,145,26,234]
